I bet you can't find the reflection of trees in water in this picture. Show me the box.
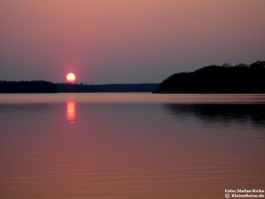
[165,104,265,127]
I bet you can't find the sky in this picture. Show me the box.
[0,0,265,84]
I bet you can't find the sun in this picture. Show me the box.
[66,73,76,83]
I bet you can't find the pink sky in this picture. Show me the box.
[0,0,265,83]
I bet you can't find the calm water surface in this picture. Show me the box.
[0,93,265,199]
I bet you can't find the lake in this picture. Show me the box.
[0,93,265,199]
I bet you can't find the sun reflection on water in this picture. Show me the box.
[67,101,76,124]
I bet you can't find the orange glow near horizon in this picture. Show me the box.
[66,73,76,83]
[67,101,76,124]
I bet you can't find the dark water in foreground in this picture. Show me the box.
[0,94,264,199]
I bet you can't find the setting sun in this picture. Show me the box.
[66,73,76,83]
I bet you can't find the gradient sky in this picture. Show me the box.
[0,0,265,83]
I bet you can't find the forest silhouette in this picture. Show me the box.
[0,81,157,93]
[0,61,265,93]
[158,61,265,93]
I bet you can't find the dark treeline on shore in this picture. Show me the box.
[0,81,58,93]
[158,61,265,93]
[1,60,265,93]
[57,83,157,93]
[0,81,158,93]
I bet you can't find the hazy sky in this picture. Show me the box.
[0,0,265,83]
